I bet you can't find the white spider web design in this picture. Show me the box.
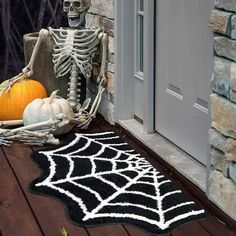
[31,132,206,234]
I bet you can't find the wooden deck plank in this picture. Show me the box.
[86,225,129,236]
[170,221,211,236]
[198,215,236,236]
[0,147,43,236]
[123,225,159,236]
[2,143,88,236]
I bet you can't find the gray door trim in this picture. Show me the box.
[114,0,134,121]
[143,0,155,133]
[114,0,155,133]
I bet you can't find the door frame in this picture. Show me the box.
[114,0,212,194]
[114,0,155,133]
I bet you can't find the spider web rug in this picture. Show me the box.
[29,131,206,235]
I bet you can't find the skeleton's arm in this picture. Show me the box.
[77,32,108,129]
[0,29,50,93]
[97,32,108,85]
[22,28,50,75]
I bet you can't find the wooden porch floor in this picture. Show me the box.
[0,116,235,236]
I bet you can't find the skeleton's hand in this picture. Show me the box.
[0,129,14,146]
[0,72,30,93]
[0,137,12,146]
[17,130,59,146]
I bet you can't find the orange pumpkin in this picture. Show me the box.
[0,79,47,120]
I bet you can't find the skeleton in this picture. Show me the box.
[0,0,108,146]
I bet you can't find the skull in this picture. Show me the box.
[63,0,89,28]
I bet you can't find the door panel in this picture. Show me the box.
[134,78,144,120]
[155,0,213,165]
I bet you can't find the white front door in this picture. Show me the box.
[155,0,213,165]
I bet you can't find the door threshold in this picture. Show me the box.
[118,119,207,192]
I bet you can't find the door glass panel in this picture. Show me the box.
[135,0,144,76]
[139,15,144,72]
[140,0,144,11]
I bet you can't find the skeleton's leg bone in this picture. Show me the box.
[0,120,23,127]
[22,28,50,75]
[67,63,81,109]
[6,119,60,134]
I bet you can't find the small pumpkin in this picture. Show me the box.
[0,79,47,120]
[23,90,74,135]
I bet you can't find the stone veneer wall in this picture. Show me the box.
[85,0,115,125]
[209,0,236,220]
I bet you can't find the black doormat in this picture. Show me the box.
[29,132,206,235]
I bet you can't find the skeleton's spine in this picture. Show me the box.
[67,62,81,109]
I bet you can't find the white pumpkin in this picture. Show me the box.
[23,90,74,135]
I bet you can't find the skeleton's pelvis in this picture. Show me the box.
[23,32,69,99]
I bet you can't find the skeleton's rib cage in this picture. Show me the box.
[49,27,102,79]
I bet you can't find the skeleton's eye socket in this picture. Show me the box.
[64,1,70,8]
[74,2,81,8]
